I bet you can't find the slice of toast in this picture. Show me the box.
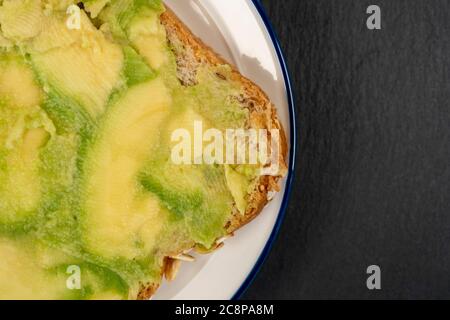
[136,8,288,300]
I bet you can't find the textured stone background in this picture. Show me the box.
[243,0,450,299]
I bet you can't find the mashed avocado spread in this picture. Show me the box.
[0,0,257,299]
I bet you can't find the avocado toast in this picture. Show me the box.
[0,0,287,300]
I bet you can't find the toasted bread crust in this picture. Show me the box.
[137,8,288,300]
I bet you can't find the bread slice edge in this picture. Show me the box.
[136,7,289,300]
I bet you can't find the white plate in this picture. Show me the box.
[153,0,295,300]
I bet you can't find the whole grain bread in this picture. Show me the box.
[136,7,288,300]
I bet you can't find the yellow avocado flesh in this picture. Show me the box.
[30,11,124,117]
[83,79,171,260]
[0,238,69,300]
[0,236,128,300]
[0,0,255,299]
[0,55,49,224]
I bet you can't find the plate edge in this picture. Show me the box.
[231,0,298,300]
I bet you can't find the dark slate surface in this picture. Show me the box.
[243,0,450,299]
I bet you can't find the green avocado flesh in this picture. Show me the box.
[0,0,258,299]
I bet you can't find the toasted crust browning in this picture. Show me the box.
[136,8,288,300]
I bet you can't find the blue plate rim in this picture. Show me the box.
[231,0,297,300]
